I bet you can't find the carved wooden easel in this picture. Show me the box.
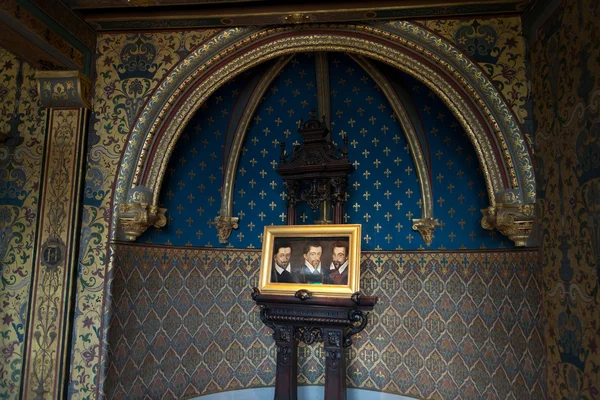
[252,289,377,400]
[254,113,377,399]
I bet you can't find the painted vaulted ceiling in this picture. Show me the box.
[140,51,513,250]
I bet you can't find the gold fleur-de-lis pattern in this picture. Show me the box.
[143,52,511,250]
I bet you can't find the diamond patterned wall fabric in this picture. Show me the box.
[140,52,511,250]
[107,244,543,399]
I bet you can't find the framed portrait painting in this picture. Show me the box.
[258,224,361,298]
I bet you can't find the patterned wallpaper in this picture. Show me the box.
[0,48,46,399]
[72,30,222,399]
[530,0,600,398]
[141,52,511,250]
[107,243,544,399]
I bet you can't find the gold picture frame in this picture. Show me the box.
[259,224,361,298]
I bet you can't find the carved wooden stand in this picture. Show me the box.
[252,289,377,400]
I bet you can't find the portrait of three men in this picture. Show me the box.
[270,238,350,285]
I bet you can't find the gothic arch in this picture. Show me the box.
[113,22,535,245]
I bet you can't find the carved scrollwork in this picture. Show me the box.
[294,327,323,344]
[284,180,299,208]
[214,215,239,243]
[412,217,440,247]
[344,310,368,348]
[277,346,292,365]
[330,177,348,206]
[300,179,329,211]
[481,203,535,246]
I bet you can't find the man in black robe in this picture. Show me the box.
[300,243,331,284]
[271,243,293,283]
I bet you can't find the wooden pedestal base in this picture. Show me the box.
[252,289,377,400]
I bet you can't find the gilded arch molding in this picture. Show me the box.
[114,22,536,245]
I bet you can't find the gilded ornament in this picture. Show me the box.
[215,215,240,243]
[118,203,167,241]
[412,218,439,247]
[122,23,535,225]
[284,14,312,24]
[117,186,166,240]
[481,203,534,246]
[145,33,502,209]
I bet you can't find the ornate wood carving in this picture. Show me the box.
[276,112,354,225]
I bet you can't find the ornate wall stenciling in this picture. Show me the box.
[107,244,544,400]
[349,55,437,244]
[69,30,222,399]
[417,18,529,128]
[530,0,599,397]
[23,107,88,400]
[0,47,46,400]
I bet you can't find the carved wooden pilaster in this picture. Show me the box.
[324,328,345,400]
[481,203,535,246]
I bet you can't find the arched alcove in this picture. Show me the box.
[104,22,543,399]
[113,22,536,248]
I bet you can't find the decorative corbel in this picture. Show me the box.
[412,217,439,247]
[215,215,239,244]
[117,186,166,241]
[481,203,535,247]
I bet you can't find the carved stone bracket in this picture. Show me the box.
[412,217,439,247]
[215,215,239,243]
[481,203,535,246]
[118,186,166,241]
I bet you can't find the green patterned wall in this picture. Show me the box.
[530,0,600,398]
[0,47,46,400]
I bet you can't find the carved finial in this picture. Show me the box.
[279,141,286,163]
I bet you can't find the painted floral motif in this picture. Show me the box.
[418,18,529,143]
[70,30,219,399]
[0,47,45,400]
[530,0,600,398]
